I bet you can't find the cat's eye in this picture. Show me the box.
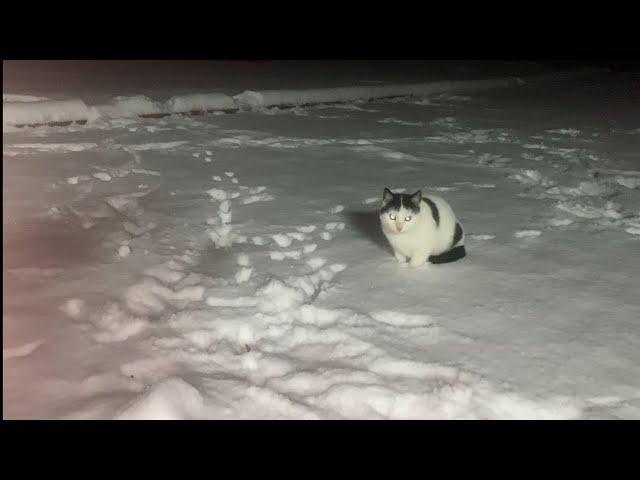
[389,214,396,220]
[405,216,412,222]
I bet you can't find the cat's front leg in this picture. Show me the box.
[409,252,429,268]
[394,251,408,264]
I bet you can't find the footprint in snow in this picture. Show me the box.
[514,230,542,238]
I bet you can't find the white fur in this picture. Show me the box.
[380,193,464,268]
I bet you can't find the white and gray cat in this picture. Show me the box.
[380,188,466,267]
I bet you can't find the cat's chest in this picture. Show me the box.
[385,227,427,253]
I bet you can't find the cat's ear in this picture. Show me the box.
[383,188,394,204]
[410,190,422,207]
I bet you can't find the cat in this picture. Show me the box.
[380,188,466,267]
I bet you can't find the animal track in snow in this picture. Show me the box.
[272,234,293,247]
[270,251,302,261]
[237,254,251,267]
[477,153,510,167]
[546,128,580,137]
[235,268,253,284]
[325,222,345,231]
[93,172,112,182]
[286,232,307,242]
[549,218,574,227]
[306,258,327,270]
[303,244,318,254]
[378,117,424,127]
[241,193,275,205]
[514,230,542,238]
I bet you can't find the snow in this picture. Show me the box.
[272,234,292,247]
[307,257,327,269]
[547,128,581,137]
[6,142,98,155]
[93,172,112,182]
[303,244,318,254]
[2,65,605,130]
[286,232,306,242]
[3,94,50,102]
[3,99,97,128]
[233,77,523,109]
[325,222,345,231]
[235,268,253,284]
[164,93,237,114]
[616,177,640,189]
[237,254,251,267]
[3,340,46,361]
[4,62,639,420]
[115,377,205,420]
[514,230,542,238]
[94,95,164,118]
[120,141,189,151]
[60,298,86,320]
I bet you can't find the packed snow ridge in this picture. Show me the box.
[3,99,99,127]
[233,78,522,109]
[3,69,603,129]
[3,93,237,129]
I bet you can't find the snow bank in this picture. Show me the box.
[95,93,238,118]
[3,99,97,128]
[233,77,522,109]
[93,95,164,118]
[4,68,605,128]
[4,93,238,127]
[3,94,50,102]
[115,377,204,420]
[164,92,238,114]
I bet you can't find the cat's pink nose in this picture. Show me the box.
[395,223,403,232]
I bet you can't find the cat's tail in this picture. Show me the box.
[428,245,466,264]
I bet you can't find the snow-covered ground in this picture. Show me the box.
[3,63,640,419]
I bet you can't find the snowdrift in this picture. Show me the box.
[165,93,238,114]
[3,68,607,128]
[232,68,608,110]
[3,99,97,128]
[96,93,238,118]
[3,94,51,102]
[3,93,239,128]
[93,95,165,119]
[232,78,522,109]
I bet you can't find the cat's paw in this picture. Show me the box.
[409,256,428,268]
[394,252,408,264]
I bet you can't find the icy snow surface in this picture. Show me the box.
[3,63,639,419]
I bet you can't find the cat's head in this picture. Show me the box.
[380,188,422,234]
